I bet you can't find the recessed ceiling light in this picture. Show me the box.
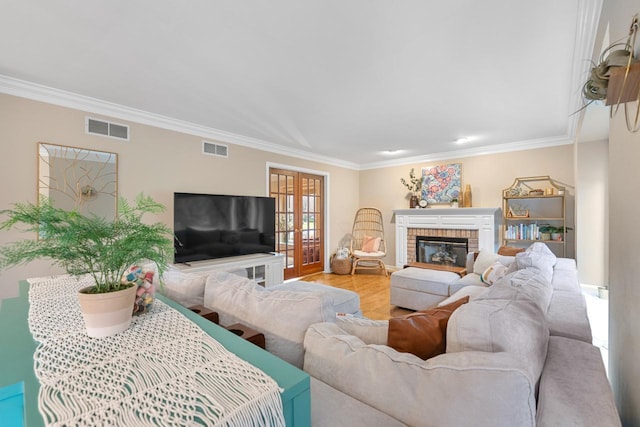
[381,149,403,155]
[454,136,475,144]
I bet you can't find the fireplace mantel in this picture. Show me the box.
[393,207,502,268]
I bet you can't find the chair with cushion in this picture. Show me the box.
[349,207,388,276]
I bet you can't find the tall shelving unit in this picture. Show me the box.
[502,176,567,257]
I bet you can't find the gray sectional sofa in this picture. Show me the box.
[159,268,360,368]
[303,243,620,426]
[159,243,620,426]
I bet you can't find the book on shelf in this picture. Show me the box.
[506,223,540,240]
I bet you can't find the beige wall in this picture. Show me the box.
[600,0,640,423]
[0,93,581,300]
[576,140,609,288]
[360,145,576,265]
[0,93,360,299]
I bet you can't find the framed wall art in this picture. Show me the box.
[421,163,461,204]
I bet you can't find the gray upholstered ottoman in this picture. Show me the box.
[274,281,362,316]
[390,267,461,310]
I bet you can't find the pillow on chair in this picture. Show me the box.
[361,235,381,252]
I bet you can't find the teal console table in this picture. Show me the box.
[0,280,311,426]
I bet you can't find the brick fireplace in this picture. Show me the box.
[393,207,501,268]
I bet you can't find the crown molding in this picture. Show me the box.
[0,70,588,172]
[0,74,361,170]
[566,0,605,139]
[359,135,573,170]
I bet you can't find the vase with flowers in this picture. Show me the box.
[400,168,424,208]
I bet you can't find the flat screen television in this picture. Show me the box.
[173,192,276,264]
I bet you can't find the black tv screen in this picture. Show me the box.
[173,192,276,263]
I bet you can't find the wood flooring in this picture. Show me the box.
[297,271,413,320]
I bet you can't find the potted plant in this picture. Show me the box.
[450,198,459,208]
[400,168,424,208]
[0,193,173,337]
[539,225,573,241]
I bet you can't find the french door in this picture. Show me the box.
[269,168,324,279]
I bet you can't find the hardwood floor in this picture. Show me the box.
[297,271,412,320]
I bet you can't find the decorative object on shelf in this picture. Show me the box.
[540,225,574,242]
[581,14,640,132]
[450,198,458,208]
[0,194,173,337]
[419,199,428,208]
[400,168,424,208]
[503,176,568,198]
[421,163,461,204]
[507,205,529,218]
[462,184,472,207]
[507,185,526,197]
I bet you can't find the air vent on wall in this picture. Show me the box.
[202,141,228,158]
[85,117,129,141]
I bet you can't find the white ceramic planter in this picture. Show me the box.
[77,285,136,338]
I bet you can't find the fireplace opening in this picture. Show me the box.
[416,236,468,268]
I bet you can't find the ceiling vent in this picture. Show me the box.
[85,117,129,141]
[202,141,228,158]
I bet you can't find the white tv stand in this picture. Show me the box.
[172,253,285,288]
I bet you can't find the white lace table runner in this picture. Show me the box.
[27,275,285,427]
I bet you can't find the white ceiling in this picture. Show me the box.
[0,0,606,169]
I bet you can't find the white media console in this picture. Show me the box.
[172,253,285,288]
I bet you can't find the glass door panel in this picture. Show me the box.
[299,173,323,276]
[270,168,324,279]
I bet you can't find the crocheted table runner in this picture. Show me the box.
[27,275,285,426]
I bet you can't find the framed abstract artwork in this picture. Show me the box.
[421,163,461,203]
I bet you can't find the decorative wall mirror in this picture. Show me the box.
[38,143,118,221]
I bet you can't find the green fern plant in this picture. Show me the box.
[0,194,173,294]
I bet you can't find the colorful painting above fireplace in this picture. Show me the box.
[421,163,461,203]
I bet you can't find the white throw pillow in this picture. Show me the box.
[472,251,500,275]
[159,269,208,307]
[481,261,509,285]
